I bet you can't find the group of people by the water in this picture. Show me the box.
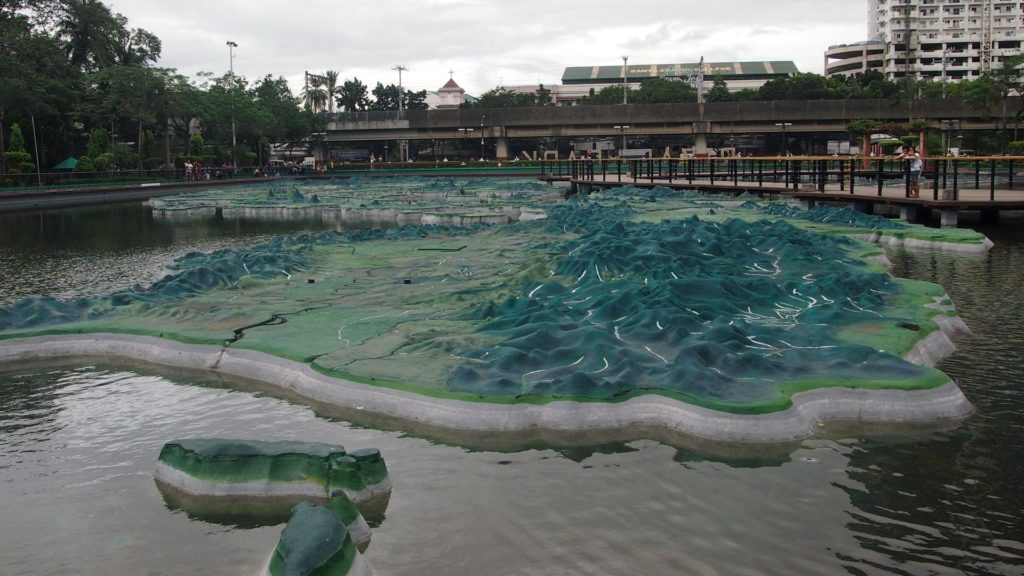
[183,161,236,182]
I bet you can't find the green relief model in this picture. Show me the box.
[261,502,369,576]
[0,179,985,444]
[154,439,391,504]
[154,439,384,572]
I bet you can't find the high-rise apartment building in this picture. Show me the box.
[826,0,1023,81]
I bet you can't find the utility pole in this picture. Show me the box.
[622,56,629,105]
[227,41,238,149]
[393,65,407,161]
[696,56,705,104]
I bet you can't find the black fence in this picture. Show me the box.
[541,156,1024,201]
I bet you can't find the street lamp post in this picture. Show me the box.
[227,41,237,149]
[613,125,630,156]
[458,128,474,161]
[941,119,960,155]
[479,115,485,160]
[622,55,629,105]
[775,122,792,155]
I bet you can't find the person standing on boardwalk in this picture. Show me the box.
[898,145,923,198]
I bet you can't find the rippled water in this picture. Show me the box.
[0,204,335,303]
[1,203,1022,575]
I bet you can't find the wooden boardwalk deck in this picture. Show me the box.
[545,174,1024,227]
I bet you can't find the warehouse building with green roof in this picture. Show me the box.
[501,61,799,106]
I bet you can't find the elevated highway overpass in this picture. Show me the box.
[324,97,1021,159]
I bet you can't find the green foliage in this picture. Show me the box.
[578,84,627,105]
[759,73,845,101]
[632,77,697,104]
[188,133,204,156]
[846,119,881,135]
[1009,141,1024,154]
[112,142,135,168]
[5,123,33,172]
[366,82,428,111]
[6,122,29,155]
[578,77,696,105]
[337,77,369,112]
[92,151,114,171]
[471,86,552,108]
[74,155,95,172]
[705,77,731,102]
[86,128,110,157]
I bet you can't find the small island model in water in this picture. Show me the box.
[261,501,370,576]
[155,439,391,506]
[154,439,387,575]
[0,179,988,446]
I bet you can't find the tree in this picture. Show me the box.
[1,9,77,174]
[5,122,34,173]
[578,84,627,105]
[705,77,731,102]
[847,119,881,168]
[251,74,313,142]
[188,132,204,157]
[90,65,167,169]
[535,84,553,106]
[302,74,327,112]
[109,14,160,67]
[337,77,369,112]
[322,70,340,113]
[632,77,697,104]
[369,83,425,111]
[86,127,109,157]
[758,73,844,101]
[56,0,118,71]
[473,86,520,108]
[992,53,1024,141]
[404,89,428,110]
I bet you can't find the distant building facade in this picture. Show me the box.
[824,41,886,76]
[424,77,476,109]
[558,61,799,103]
[826,0,1023,81]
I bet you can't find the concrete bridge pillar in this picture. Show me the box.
[900,205,931,224]
[495,137,509,161]
[799,198,816,211]
[980,208,1000,225]
[694,133,708,155]
[939,208,959,228]
[849,200,874,215]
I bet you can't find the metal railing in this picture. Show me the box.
[542,156,1024,202]
[0,167,258,193]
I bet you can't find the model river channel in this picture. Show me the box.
[0,190,1021,575]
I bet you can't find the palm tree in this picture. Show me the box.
[57,0,117,71]
[302,73,327,113]
[323,70,340,113]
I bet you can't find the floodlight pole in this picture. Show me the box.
[227,41,238,149]
[393,65,408,160]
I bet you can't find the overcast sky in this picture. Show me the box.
[108,0,867,97]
